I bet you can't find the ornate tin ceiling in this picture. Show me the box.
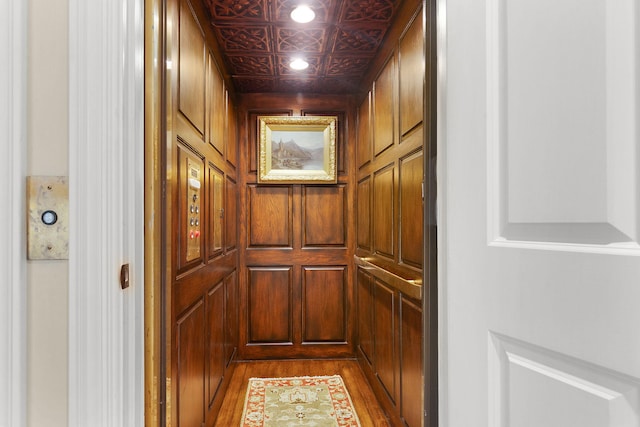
[202,0,401,94]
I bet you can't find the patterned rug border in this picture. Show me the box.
[240,374,362,427]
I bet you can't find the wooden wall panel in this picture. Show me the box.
[400,295,423,427]
[357,267,374,365]
[207,54,225,154]
[177,300,205,427]
[225,176,237,251]
[248,185,291,247]
[208,165,224,258]
[206,282,225,407]
[373,165,395,259]
[179,0,205,134]
[357,177,371,251]
[303,186,346,247]
[374,57,395,157]
[168,0,240,423]
[357,93,372,168]
[226,93,237,168]
[248,267,292,343]
[224,270,238,365]
[400,147,423,268]
[237,95,355,359]
[302,267,347,342]
[374,279,396,402]
[399,11,424,137]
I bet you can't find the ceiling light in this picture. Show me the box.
[290,58,309,70]
[290,5,315,23]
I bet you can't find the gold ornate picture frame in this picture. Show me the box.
[258,115,337,183]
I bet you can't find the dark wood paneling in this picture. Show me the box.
[303,186,346,247]
[400,295,423,427]
[247,267,292,343]
[208,165,224,259]
[373,165,395,259]
[302,266,347,342]
[374,57,395,157]
[357,177,371,251]
[224,270,238,365]
[399,9,424,137]
[207,53,225,154]
[206,282,225,408]
[237,94,356,360]
[226,93,237,168]
[179,0,205,135]
[357,267,374,365]
[177,300,205,427]
[400,146,423,269]
[374,279,397,403]
[225,175,237,251]
[247,185,292,247]
[357,92,372,168]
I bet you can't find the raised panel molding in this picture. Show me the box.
[399,7,424,136]
[225,176,238,251]
[302,266,347,342]
[208,165,224,258]
[487,0,640,253]
[206,282,225,407]
[179,0,206,134]
[247,267,293,343]
[373,164,395,258]
[374,57,396,157]
[176,300,205,427]
[303,185,346,247]
[489,333,640,427]
[357,92,372,168]
[399,148,423,268]
[247,185,292,247]
[207,53,225,154]
[357,177,372,250]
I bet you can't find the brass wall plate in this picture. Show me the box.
[27,176,69,260]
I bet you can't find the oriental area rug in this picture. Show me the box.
[240,375,362,427]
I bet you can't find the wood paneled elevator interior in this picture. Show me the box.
[146,0,437,425]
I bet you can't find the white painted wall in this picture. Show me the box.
[27,0,69,426]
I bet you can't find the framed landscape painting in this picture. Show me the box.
[258,115,337,183]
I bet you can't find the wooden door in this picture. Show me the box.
[441,0,640,425]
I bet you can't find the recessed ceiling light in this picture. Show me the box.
[290,58,309,70]
[290,5,315,23]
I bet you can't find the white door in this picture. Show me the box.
[439,0,640,426]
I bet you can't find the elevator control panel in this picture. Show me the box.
[186,159,202,262]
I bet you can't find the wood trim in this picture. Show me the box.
[0,1,27,425]
[145,0,165,425]
[425,0,439,426]
[68,0,145,425]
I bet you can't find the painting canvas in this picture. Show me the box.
[258,116,337,183]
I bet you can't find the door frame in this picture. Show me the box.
[0,1,27,425]
[142,1,444,426]
[67,0,145,425]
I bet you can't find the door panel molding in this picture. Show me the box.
[486,0,640,254]
[489,332,640,427]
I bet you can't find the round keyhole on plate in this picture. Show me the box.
[41,210,58,225]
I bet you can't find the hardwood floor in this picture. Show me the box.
[214,359,393,426]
